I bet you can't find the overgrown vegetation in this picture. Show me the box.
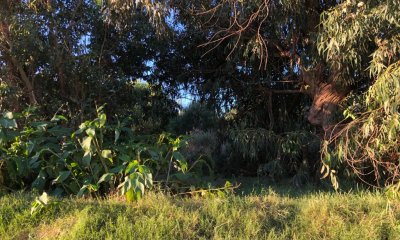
[0,2,400,237]
[0,106,228,200]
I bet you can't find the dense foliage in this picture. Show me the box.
[0,0,399,199]
[318,0,400,187]
[0,107,220,199]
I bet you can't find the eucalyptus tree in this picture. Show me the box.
[318,0,400,186]
[2,0,398,185]
[119,0,400,185]
[188,0,400,186]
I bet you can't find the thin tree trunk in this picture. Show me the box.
[8,55,38,105]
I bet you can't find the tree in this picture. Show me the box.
[0,0,177,127]
[157,0,399,185]
[318,0,400,186]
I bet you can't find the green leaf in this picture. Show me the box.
[81,136,92,152]
[118,154,131,162]
[33,122,49,131]
[98,173,114,184]
[88,184,99,192]
[101,150,112,159]
[125,189,135,202]
[38,192,50,205]
[133,178,145,194]
[52,171,70,184]
[32,170,47,191]
[135,190,142,201]
[173,152,188,172]
[72,122,88,138]
[82,151,92,166]
[143,172,153,187]
[0,118,17,128]
[115,129,120,143]
[29,152,41,169]
[118,176,130,195]
[31,192,51,215]
[148,149,160,161]
[86,128,96,137]
[51,115,68,122]
[173,172,192,182]
[125,160,139,174]
[77,185,88,197]
[93,0,102,6]
[3,111,14,119]
[110,165,124,174]
[172,151,185,162]
[99,113,106,128]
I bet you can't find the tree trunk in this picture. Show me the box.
[1,19,38,105]
[302,66,349,133]
[8,55,38,105]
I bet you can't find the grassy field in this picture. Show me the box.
[1,179,400,240]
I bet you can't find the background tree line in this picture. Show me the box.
[0,0,399,195]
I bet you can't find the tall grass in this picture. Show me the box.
[1,184,399,239]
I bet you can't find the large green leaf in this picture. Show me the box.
[172,151,185,162]
[77,185,88,197]
[143,172,153,187]
[101,150,112,159]
[99,113,106,128]
[134,178,145,195]
[81,136,92,152]
[125,160,139,174]
[125,189,135,202]
[86,128,96,137]
[52,171,71,184]
[3,111,13,119]
[82,152,92,166]
[31,170,47,191]
[114,129,121,143]
[118,176,131,195]
[0,118,17,129]
[98,173,114,184]
[51,115,68,122]
[72,122,88,138]
[110,165,124,174]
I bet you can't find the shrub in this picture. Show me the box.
[215,127,320,183]
[0,107,209,201]
[167,102,218,135]
[180,130,217,176]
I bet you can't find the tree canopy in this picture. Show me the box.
[0,0,399,190]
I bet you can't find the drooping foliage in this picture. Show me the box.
[318,0,400,186]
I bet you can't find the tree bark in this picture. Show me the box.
[8,54,38,105]
[302,66,349,133]
[1,18,38,105]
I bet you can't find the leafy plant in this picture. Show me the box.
[118,160,153,201]
[31,192,60,216]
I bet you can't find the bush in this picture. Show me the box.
[0,107,208,201]
[167,102,218,135]
[180,130,217,176]
[215,127,320,182]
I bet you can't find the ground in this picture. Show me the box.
[1,178,400,240]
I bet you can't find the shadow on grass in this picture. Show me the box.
[225,177,369,197]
